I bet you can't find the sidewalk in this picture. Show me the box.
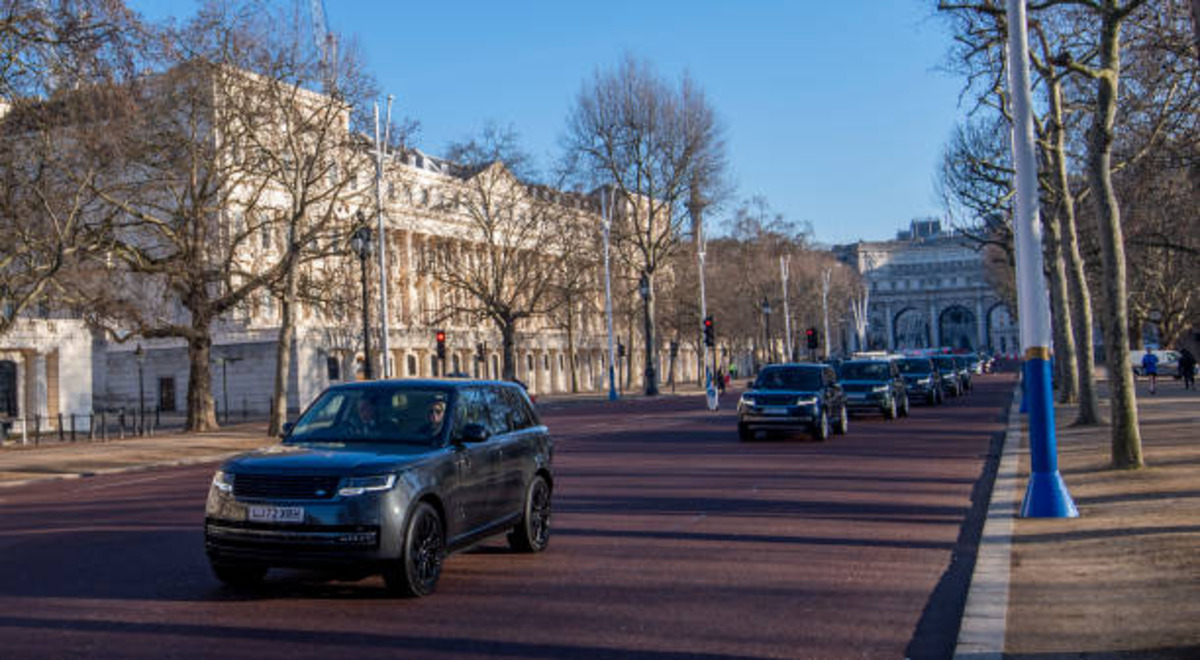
[958,376,1200,659]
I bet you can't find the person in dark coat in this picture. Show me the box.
[1179,348,1197,390]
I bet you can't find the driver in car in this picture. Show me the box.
[419,398,447,438]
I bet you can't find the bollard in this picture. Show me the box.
[34,414,41,445]
[70,414,76,442]
[88,413,95,441]
[58,412,65,442]
[101,411,108,441]
[118,409,125,440]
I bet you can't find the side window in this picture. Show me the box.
[501,387,535,431]
[452,388,488,438]
[484,387,513,436]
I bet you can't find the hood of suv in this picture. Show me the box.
[224,442,437,475]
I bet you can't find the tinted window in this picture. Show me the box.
[452,387,489,438]
[933,357,956,370]
[755,368,822,390]
[898,359,934,374]
[500,386,536,430]
[839,363,890,380]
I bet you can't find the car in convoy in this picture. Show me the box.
[204,379,553,597]
[953,355,973,393]
[896,357,944,405]
[837,358,910,419]
[737,363,847,441]
[931,355,964,397]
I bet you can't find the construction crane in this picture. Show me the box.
[307,0,336,92]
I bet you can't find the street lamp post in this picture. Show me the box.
[761,296,773,365]
[351,224,374,380]
[601,189,618,401]
[639,274,658,396]
[215,355,243,423]
[134,344,145,435]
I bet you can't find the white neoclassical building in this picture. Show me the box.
[834,219,1019,355]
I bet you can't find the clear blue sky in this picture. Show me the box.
[130,1,967,245]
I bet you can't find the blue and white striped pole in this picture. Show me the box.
[1006,0,1078,518]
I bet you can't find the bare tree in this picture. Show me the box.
[429,125,580,383]
[564,54,727,395]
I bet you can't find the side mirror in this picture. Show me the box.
[280,422,294,438]
[458,423,489,444]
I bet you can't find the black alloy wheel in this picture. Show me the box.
[812,410,830,441]
[833,404,849,435]
[385,502,444,597]
[737,422,753,442]
[509,474,552,553]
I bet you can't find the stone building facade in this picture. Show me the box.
[834,220,1018,354]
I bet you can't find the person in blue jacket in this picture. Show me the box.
[1141,347,1159,395]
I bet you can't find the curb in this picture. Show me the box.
[952,388,1021,659]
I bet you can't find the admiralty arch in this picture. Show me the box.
[834,220,1019,355]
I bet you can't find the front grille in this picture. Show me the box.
[232,474,341,500]
[842,383,877,393]
[754,394,799,406]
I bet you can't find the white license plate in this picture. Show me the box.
[761,406,790,415]
[248,505,305,523]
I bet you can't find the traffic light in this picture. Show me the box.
[703,315,715,347]
[617,342,626,358]
[806,327,819,350]
[436,330,446,359]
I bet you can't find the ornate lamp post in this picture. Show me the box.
[350,223,374,380]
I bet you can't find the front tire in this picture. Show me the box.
[738,422,753,442]
[508,474,552,553]
[833,405,849,435]
[384,502,444,597]
[812,410,830,441]
[899,394,910,417]
[883,397,897,420]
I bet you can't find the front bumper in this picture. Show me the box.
[844,391,889,412]
[204,487,407,567]
[738,404,819,428]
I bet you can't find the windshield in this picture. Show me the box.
[755,368,822,391]
[932,356,956,371]
[838,363,890,380]
[897,359,933,375]
[288,386,452,446]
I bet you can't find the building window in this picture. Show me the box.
[407,355,417,376]
[327,356,340,381]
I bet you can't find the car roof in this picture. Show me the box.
[326,379,521,392]
[761,363,825,370]
[841,359,892,365]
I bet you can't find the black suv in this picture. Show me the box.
[737,364,848,441]
[931,355,963,397]
[896,357,944,405]
[837,359,910,419]
[204,379,553,597]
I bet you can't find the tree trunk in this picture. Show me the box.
[1089,9,1142,468]
[642,272,658,395]
[185,329,218,432]
[566,305,579,393]
[268,270,298,437]
[1044,209,1079,404]
[500,320,517,382]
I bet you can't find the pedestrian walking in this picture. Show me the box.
[715,368,726,395]
[1141,347,1160,395]
[1179,348,1197,390]
[728,362,738,381]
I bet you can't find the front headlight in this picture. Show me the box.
[918,377,932,386]
[794,397,818,406]
[871,385,889,394]
[739,394,756,406]
[338,474,397,497]
[211,470,234,494]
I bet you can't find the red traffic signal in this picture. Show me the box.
[436,331,446,343]
[436,331,446,358]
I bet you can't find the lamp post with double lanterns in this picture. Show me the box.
[761,296,773,365]
[134,344,145,435]
[639,274,658,396]
[350,224,374,380]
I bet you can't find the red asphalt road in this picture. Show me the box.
[0,373,1015,660]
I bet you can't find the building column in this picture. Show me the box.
[884,303,895,351]
[929,302,940,348]
[975,297,986,351]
